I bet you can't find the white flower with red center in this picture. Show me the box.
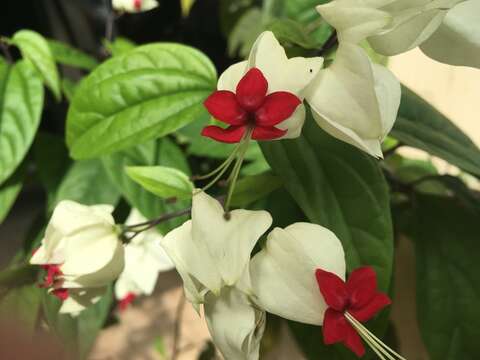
[202,31,324,143]
[30,201,125,315]
[114,209,174,311]
[249,222,403,359]
[112,0,158,13]
[160,191,272,360]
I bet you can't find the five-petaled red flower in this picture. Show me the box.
[202,67,301,143]
[316,266,391,357]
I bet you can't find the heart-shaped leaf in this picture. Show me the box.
[67,43,216,159]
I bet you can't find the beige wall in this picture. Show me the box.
[389,48,480,146]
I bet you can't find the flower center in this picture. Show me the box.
[38,264,69,301]
[133,0,142,11]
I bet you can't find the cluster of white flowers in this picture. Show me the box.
[29,0,479,358]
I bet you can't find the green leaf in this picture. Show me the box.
[0,165,24,224]
[391,87,480,177]
[411,195,480,359]
[228,8,263,58]
[284,0,332,44]
[230,172,282,208]
[103,37,137,57]
[66,43,216,159]
[126,166,193,200]
[0,285,42,335]
[48,39,98,70]
[102,139,190,233]
[11,30,61,99]
[157,137,191,175]
[33,132,71,207]
[43,286,113,360]
[266,18,320,49]
[0,59,44,185]
[261,117,393,289]
[54,159,120,210]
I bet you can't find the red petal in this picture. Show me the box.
[52,288,69,301]
[255,91,301,126]
[236,68,268,111]
[347,267,377,309]
[344,322,366,357]
[204,90,247,125]
[348,293,391,322]
[315,268,348,311]
[322,308,348,345]
[118,292,137,311]
[201,125,247,143]
[251,126,287,141]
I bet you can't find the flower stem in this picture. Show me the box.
[223,129,252,216]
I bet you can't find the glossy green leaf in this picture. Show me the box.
[0,165,24,224]
[126,166,193,200]
[266,18,320,49]
[102,139,190,233]
[284,0,332,44]
[411,195,480,359]
[103,37,137,57]
[230,172,282,208]
[66,43,216,159]
[0,59,44,185]
[391,87,480,177]
[48,39,98,70]
[42,286,113,360]
[228,8,263,58]
[11,30,61,99]
[54,159,120,210]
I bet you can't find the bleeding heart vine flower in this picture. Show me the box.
[112,0,158,13]
[316,267,393,357]
[368,0,480,69]
[249,222,404,359]
[160,191,271,360]
[203,67,302,143]
[30,201,125,315]
[203,31,324,143]
[114,209,174,311]
[197,31,323,213]
[305,2,401,158]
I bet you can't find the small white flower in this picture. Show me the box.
[114,209,174,309]
[30,201,124,315]
[112,0,158,13]
[215,31,324,140]
[160,191,272,359]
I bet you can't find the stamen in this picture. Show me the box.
[223,127,253,214]
[345,312,407,360]
[191,143,241,181]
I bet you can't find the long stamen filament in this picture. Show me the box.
[224,128,252,213]
[345,312,407,360]
[191,144,242,181]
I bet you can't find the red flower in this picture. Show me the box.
[202,68,301,143]
[315,266,391,357]
[118,292,137,311]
